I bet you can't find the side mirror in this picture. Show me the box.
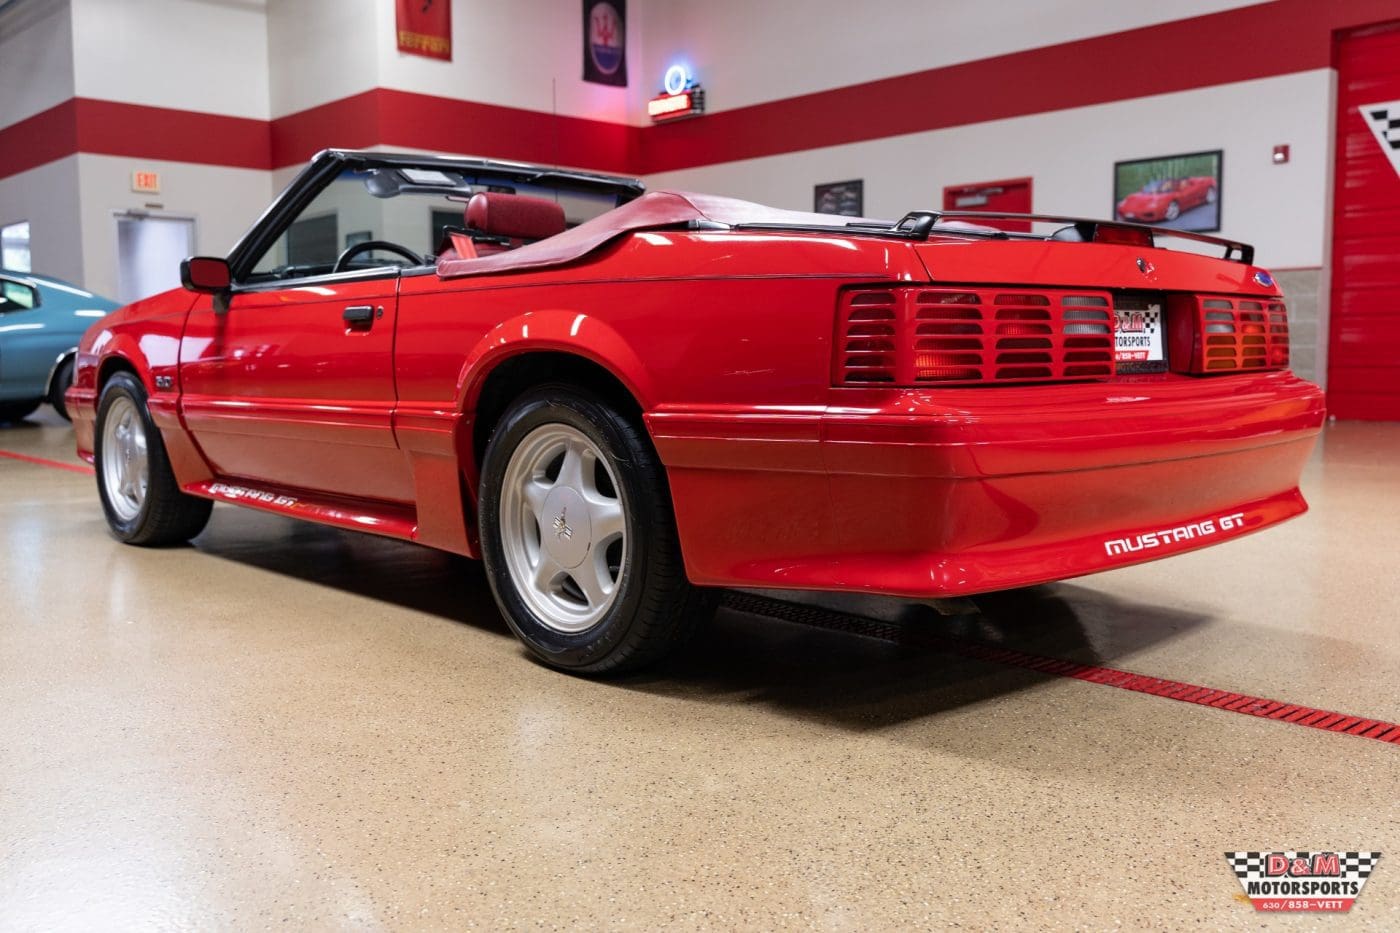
[180,256,231,293]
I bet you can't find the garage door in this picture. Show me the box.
[1330,21,1400,420]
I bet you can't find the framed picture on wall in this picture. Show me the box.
[1113,150,1222,232]
[814,180,863,217]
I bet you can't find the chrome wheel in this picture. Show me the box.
[101,395,148,522]
[499,423,627,633]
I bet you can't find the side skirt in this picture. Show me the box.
[183,478,422,545]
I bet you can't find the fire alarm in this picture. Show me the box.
[1272,144,1290,164]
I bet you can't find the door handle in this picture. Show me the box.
[343,305,376,328]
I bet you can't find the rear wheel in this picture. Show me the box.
[0,399,41,423]
[49,356,75,421]
[95,372,212,545]
[478,385,713,675]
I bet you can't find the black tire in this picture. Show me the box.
[0,399,41,423]
[95,372,212,546]
[478,385,714,675]
[49,356,75,421]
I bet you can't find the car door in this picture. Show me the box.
[179,273,411,503]
[178,169,421,504]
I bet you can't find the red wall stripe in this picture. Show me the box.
[270,89,639,177]
[72,98,271,170]
[0,100,78,179]
[269,90,383,170]
[4,0,1400,183]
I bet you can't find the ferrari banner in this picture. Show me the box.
[583,0,627,86]
[396,0,451,61]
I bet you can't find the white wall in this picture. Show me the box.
[375,0,638,125]
[75,154,272,299]
[269,0,638,123]
[0,0,74,128]
[0,158,83,284]
[634,0,1261,123]
[646,70,1335,270]
[71,0,269,119]
[267,0,378,119]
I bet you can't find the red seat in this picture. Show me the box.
[465,193,567,251]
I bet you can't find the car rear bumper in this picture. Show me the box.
[649,372,1326,597]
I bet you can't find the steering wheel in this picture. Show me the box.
[331,239,424,274]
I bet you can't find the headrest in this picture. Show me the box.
[465,193,567,241]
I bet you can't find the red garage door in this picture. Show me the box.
[1330,22,1400,420]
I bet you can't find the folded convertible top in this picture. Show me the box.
[435,190,878,278]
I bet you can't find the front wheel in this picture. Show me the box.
[478,386,714,675]
[1165,200,1181,221]
[95,372,212,545]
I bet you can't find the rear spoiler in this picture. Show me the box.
[730,210,1254,264]
[890,210,1255,265]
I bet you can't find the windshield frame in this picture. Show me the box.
[225,150,645,285]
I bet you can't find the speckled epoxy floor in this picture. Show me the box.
[1,407,1397,930]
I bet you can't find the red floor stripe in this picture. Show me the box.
[937,635,1400,746]
[0,449,95,475]
[719,592,1400,748]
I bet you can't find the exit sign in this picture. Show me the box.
[131,171,160,194]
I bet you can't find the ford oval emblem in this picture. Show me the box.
[1253,270,1275,288]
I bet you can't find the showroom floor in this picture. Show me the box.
[1,408,1397,930]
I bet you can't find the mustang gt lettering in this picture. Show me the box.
[1104,512,1248,556]
[67,149,1326,675]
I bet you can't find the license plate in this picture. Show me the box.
[1114,301,1163,362]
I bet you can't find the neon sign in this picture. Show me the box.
[648,64,705,123]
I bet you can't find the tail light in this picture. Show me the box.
[835,287,1116,386]
[1093,226,1154,248]
[1168,294,1290,374]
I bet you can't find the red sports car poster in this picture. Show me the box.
[1114,150,1222,232]
[396,0,451,61]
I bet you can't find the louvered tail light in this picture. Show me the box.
[835,287,1116,386]
[1168,294,1290,374]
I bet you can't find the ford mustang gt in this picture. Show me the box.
[68,149,1324,674]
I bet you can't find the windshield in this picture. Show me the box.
[248,166,623,282]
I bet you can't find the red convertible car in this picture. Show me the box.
[1116,176,1217,223]
[69,150,1323,674]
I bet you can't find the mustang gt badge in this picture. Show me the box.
[553,509,573,541]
